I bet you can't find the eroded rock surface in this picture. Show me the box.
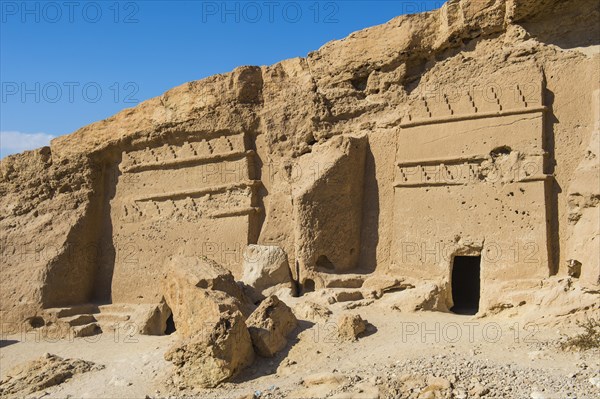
[241,245,295,299]
[338,314,367,342]
[164,310,254,389]
[565,90,600,287]
[162,255,253,338]
[161,257,259,388]
[246,295,298,357]
[0,0,598,363]
[0,353,104,398]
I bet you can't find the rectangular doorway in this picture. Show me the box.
[451,255,481,315]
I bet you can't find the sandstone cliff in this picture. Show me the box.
[1,0,599,326]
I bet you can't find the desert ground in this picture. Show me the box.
[2,289,599,398]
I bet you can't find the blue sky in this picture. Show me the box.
[0,0,443,157]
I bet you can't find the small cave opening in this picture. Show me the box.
[316,255,335,271]
[164,313,176,335]
[451,256,481,315]
[26,316,45,329]
[302,279,315,295]
[490,146,512,157]
[350,76,368,91]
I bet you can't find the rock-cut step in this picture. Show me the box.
[97,303,136,314]
[94,313,131,332]
[61,314,97,327]
[72,322,101,338]
[46,304,99,319]
[94,304,137,332]
[44,304,101,338]
[44,303,140,336]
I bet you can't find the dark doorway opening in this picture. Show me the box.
[302,279,315,295]
[26,316,45,329]
[164,313,176,335]
[451,256,481,315]
[316,255,335,271]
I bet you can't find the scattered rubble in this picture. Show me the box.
[0,353,104,398]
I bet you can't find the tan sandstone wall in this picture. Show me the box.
[1,0,599,324]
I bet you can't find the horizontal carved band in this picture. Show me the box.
[396,152,547,167]
[399,106,546,129]
[393,174,552,188]
[134,180,261,202]
[397,155,487,167]
[122,150,255,173]
[210,207,262,219]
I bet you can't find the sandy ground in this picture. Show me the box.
[1,298,599,398]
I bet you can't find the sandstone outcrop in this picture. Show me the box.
[388,283,446,313]
[1,2,600,399]
[246,295,298,357]
[162,257,260,387]
[565,90,600,288]
[291,134,367,281]
[337,314,367,342]
[0,353,104,398]
[162,255,253,338]
[241,245,295,299]
[136,301,172,336]
[164,310,254,388]
[1,0,599,333]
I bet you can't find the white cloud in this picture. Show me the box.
[0,131,56,159]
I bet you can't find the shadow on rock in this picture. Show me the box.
[234,319,315,383]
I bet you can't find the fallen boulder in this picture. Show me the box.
[337,314,367,342]
[241,245,295,299]
[164,310,254,388]
[135,301,172,336]
[162,255,254,338]
[246,295,298,357]
[387,283,445,312]
[162,256,257,388]
[165,255,247,300]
